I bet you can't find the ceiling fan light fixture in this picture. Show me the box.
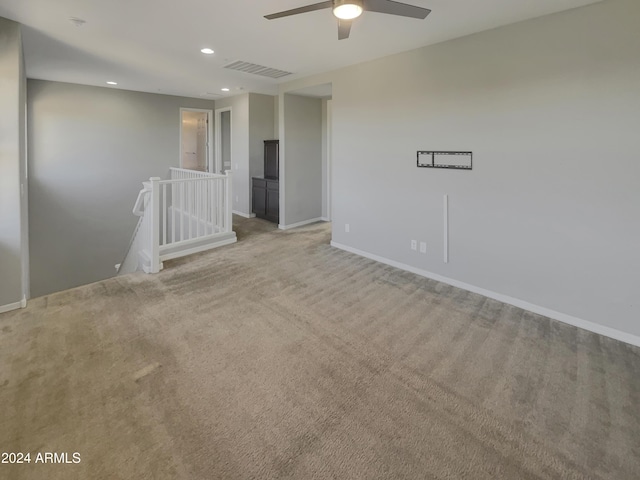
[333,0,363,20]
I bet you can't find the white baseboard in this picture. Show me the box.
[160,235,237,262]
[0,299,26,315]
[330,241,640,348]
[320,217,330,222]
[279,217,326,231]
[232,210,255,219]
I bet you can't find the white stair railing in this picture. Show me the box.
[119,168,236,274]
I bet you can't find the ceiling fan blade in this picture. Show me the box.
[265,1,333,20]
[337,19,352,40]
[363,0,431,19]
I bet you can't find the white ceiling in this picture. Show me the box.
[0,0,601,99]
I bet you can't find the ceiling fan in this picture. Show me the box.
[265,0,431,40]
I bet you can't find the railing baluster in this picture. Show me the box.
[214,180,217,229]
[204,180,208,234]
[188,181,193,239]
[180,182,185,241]
[197,180,202,238]
[217,178,221,232]
[221,178,225,231]
[213,180,217,231]
[213,179,217,231]
[171,182,175,244]
[162,184,167,246]
[209,180,213,231]
[217,179,221,232]
[209,179,213,233]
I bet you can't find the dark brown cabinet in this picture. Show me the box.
[252,178,279,223]
[252,140,279,223]
[252,178,267,216]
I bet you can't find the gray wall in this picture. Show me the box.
[0,17,27,308]
[321,99,330,220]
[281,0,640,338]
[282,94,323,226]
[273,95,279,140]
[28,80,215,297]
[248,93,275,183]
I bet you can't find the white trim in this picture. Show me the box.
[0,300,25,314]
[320,217,330,222]
[139,250,159,274]
[279,217,325,230]
[22,101,30,302]
[215,107,232,174]
[159,230,228,252]
[179,108,214,172]
[330,241,640,348]
[326,98,332,222]
[232,210,255,218]
[142,262,164,274]
[278,93,286,226]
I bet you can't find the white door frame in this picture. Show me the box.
[215,107,232,174]
[179,107,213,172]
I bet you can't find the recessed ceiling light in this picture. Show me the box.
[106,81,117,85]
[200,48,214,55]
[221,88,230,92]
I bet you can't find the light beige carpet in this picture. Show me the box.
[1,217,639,479]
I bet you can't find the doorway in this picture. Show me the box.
[215,107,232,173]
[180,108,213,172]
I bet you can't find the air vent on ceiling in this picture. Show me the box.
[224,60,292,79]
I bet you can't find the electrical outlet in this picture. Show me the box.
[420,242,427,253]
[235,195,238,202]
[411,240,417,251]
[345,223,350,233]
